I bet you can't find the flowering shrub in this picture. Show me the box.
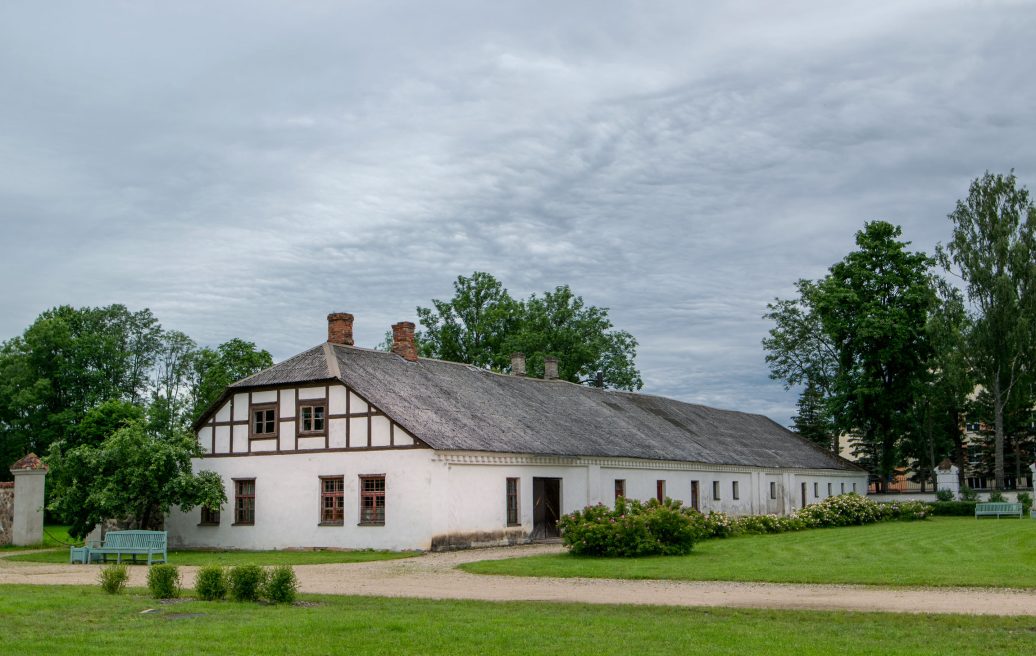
[559,497,698,557]
[561,493,931,557]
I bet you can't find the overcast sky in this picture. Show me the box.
[2,1,1034,426]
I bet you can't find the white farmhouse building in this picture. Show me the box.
[167,313,867,551]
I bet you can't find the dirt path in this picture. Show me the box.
[3,545,1035,616]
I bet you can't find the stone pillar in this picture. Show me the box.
[936,458,960,499]
[10,453,47,547]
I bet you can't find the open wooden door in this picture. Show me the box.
[531,477,561,540]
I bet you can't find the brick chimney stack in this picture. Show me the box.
[327,313,355,346]
[511,352,526,377]
[543,356,559,380]
[391,322,419,362]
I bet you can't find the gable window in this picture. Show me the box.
[320,476,345,525]
[299,401,327,435]
[769,481,777,499]
[506,477,520,526]
[250,404,277,438]
[656,480,666,503]
[200,505,220,526]
[234,479,255,525]
[712,480,720,501]
[614,479,626,501]
[813,482,819,498]
[732,481,740,500]
[359,475,386,525]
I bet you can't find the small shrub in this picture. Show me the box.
[987,490,1006,503]
[1017,492,1033,514]
[960,485,979,501]
[935,488,955,502]
[264,565,299,603]
[195,565,228,601]
[228,565,268,602]
[146,564,180,599]
[98,563,129,595]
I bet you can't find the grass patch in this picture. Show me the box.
[0,525,82,551]
[462,517,1036,588]
[2,584,1036,655]
[7,548,416,566]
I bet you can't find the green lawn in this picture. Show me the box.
[461,517,1036,588]
[0,524,82,551]
[7,548,416,566]
[1,585,1034,656]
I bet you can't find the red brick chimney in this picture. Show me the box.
[391,322,418,362]
[327,313,354,346]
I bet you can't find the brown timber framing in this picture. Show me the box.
[198,381,426,456]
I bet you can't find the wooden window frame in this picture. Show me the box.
[732,480,740,500]
[199,505,220,526]
[298,398,328,437]
[690,480,700,511]
[614,479,626,501]
[505,477,520,526]
[359,474,386,526]
[319,475,345,526]
[233,478,256,526]
[769,481,777,500]
[712,480,720,501]
[656,480,666,503]
[249,403,278,440]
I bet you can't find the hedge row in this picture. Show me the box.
[560,493,930,557]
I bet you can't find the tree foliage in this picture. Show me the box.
[48,422,226,539]
[938,170,1036,489]
[814,221,936,489]
[412,272,643,390]
[188,338,273,422]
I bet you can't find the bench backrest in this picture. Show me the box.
[101,530,168,549]
[975,503,1021,511]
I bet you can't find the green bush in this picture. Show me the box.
[264,565,299,604]
[559,498,697,557]
[935,488,955,502]
[987,490,1006,502]
[928,500,977,516]
[228,565,268,602]
[960,485,979,501]
[147,564,180,599]
[195,565,228,601]
[98,563,128,595]
[1017,492,1033,514]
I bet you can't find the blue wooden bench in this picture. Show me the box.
[81,530,168,565]
[975,502,1023,519]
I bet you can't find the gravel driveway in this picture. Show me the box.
[3,544,1035,616]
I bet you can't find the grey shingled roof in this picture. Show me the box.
[225,343,859,472]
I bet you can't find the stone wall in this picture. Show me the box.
[0,482,14,547]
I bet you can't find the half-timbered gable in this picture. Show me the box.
[166,312,867,552]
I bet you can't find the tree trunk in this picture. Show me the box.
[994,378,1006,490]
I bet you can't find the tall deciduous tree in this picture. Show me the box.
[762,279,839,451]
[415,272,521,371]
[814,221,936,490]
[188,338,274,422]
[938,171,1036,490]
[413,273,643,390]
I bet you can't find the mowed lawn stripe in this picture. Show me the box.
[2,585,1036,656]
[461,517,1036,588]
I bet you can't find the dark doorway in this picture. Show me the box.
[800,482,807,509]
[690,481,700,511]
[532,477,562,539]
